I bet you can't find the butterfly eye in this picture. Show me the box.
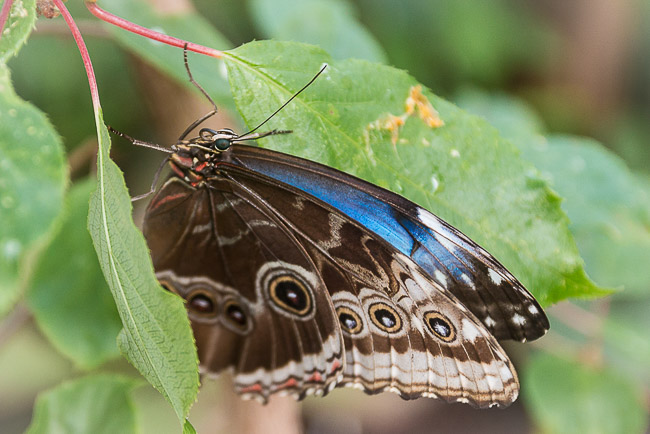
[424,312,456,342]
[268,275,313,317]
[336,306,363,335]
[187,290,218,318]
[368,302,402,333]
[214,138,231,150]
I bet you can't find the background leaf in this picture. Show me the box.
[0,16,66,316]
[26,374,139,434]
[101,0,234,109]
[604,299,650,388]
[26,178,121,369]
[454,88,546,145]
[524,353,647,434]
[222,40,603,305]
[8,36,146,153]
[353,0,554,92]
[249,0,387,63]
[87,113,198,424]
[0,0,37,62]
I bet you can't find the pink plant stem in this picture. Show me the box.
[85,1,223,58]
[0,0,15,40]
[52,0,101,112]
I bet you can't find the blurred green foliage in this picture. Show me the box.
[1,0,649,433]
[524,353,647,434]
[26,374,139,434]
[0,0,66,318]
[26,179,122,370]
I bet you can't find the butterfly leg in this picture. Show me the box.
[130,156,171,202]
[178,44,219,141]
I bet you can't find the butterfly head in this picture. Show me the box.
[197,128,238,151]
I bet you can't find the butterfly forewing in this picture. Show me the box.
[228,146,549,342]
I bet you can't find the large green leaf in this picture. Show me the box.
[87,111,198,424]
[0,1,66,317]
[26,374,140,434]
[249,0,387,63]
[524,353,647,434]
[26,178,122,369]
[222,40,602,305]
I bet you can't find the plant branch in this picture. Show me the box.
[52,0,101,112]
[85,1,223,58]
[0,0,15,39]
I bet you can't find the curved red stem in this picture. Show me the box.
[85,1,223,58]
[0,0,15,40]
[52,0,101,112]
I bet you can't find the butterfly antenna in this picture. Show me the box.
[241,64,327,137]
[107,125,173,154]
[178,44,219,141]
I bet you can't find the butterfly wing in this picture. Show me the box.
[229,145,549,342]
[206,160,520,408]
[143,176,345,402]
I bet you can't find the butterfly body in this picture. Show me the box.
[143,128,548,408]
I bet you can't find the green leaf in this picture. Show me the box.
[183,419,197,434]
[0,0,36,62]
[26,374,140,434]
[354,0,555,90]
[249,0,387,63]
[87,111,198,423]
[524,353,648,434]
[0,63,67,316]
[525,136,650,295]
[222,40,602,304]
[26,178,122,369]
[101,0,234,108]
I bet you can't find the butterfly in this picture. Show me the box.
[130,54,549,409]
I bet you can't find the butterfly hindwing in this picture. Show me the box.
[144,176,344,402]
